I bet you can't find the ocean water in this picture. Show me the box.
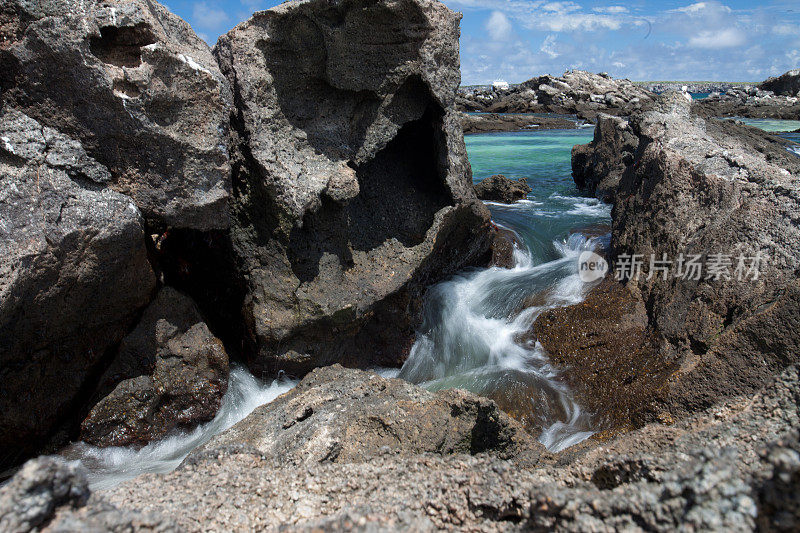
[691,92,712,100]
[726,117,800,155]
[399,128,608,452]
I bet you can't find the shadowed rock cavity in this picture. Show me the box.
[215,0,492,376]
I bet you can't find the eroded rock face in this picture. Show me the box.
[474,174,531,203]
[568,92,800,420]
[571,114,638,202]
[80,287,229,448]
[1,0,232,230]
[195,365,540,465]
[0,109,155,467]
[215,0,492,374]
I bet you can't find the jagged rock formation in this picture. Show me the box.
[1,0,233,230]
[214,0,492,375]
[0,109,155,467]
[571,114,638,202]
[80,287,229,448]
[474,175,531,203]
[564,92,800,425]
[457,71,655,120]
[642,81,741,94]
[195,366,540,465]
[760,69,800,97]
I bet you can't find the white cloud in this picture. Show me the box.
[688,28,746,49]
[593,6,628,14]
[485,11,513,41]
[540,34,559,58]
[192,2,230,32]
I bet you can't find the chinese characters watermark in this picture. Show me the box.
[613,252,763,282]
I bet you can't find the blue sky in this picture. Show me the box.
[165,0,800,84]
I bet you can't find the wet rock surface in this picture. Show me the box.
[194,365,540,466]
[215,0,492,375]
[474,175,531,203]
[530,277,670,431]
[80,287,229,448]
[457,70,655,120]
[1,0,233,230]
[0,109,155,468]
[460,112,578,134]
[570,92,800,421]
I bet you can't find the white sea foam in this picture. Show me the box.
[66,366,297,491]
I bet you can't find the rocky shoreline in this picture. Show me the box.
[1,0,799,530]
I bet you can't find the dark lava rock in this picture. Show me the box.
[567,91,800,421]
[214,0,492,375]
[529,277,671,431]
[0,456,176,532]
[1,0,232,230]
[80,287,229,448]
[474,174,531,203]
[460,112,577,134]
[194,365,541,466]
[488,227,523,268]
[760,69,800,97]
[0,109,155,468]
[571,113,638,202]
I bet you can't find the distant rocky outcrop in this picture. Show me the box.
[642,81,740,94]
[760,69,800,97]
[698,85,800,120]
[80,288,229,448]
[194,365,541,465]
[458,71,656,120]
[460,112,578,134]
[214,0,492,375]
[474,175,531,203]
[565,92,800,426]
[0,109,156,467]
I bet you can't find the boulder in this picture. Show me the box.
[80,287,229,448]
[488,227,523,268]
[759,68,800,97]
[566,92,800,420]
[460,112,577,134]
[195,365,540,465]
[473,174,531,203]
[214,0,492,374]
[0,109,155,468]
[1,0,232,230]
[0,456,176,532]
[571,114,638,202]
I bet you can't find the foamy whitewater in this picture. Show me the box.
[399,232,604,452]
[67,366,296,490]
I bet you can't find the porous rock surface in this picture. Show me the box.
[474,174,531,203]
[80,287,229,448]
[79,364,799,531]
[567,91,800,422]
[214,0,492,374]
[1,0,232,230]
[760,69,800,97]
[195,365,540,465]
[0,109,155,467]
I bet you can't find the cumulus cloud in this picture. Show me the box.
[485,11,513,41]
[593,6,628,15]
[540,34,559,58]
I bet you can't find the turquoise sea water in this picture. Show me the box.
[691,92,712,100]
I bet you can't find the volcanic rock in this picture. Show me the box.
[760,69,800,97]
[0,109,155,468]
[571,114,638,202]
[1,0,232,230]
[80,287,229,448]
[460,112,578,134]
[568,91,800,420]
[214,0,492,374]
[474,174,531,203]
[194,365,540,465]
